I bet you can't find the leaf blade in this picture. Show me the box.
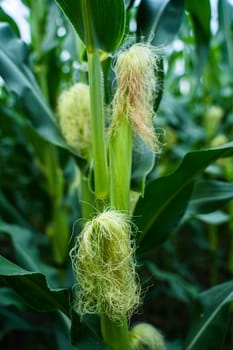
[134,142,233,255]
[0,255,70,317]
[0,23,66,149]
[137,0,185,46]
[185,179,233,218]
[184,280,233,350]
[55,0,126,52]
[185,0,211,71]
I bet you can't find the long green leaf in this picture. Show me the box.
[195,211,230,225]
[184,280,233,350]
[185,0,211,71]
[185,0,211,41]
[55,0,125,52]
[134,142,233,255]
[218,0,233,71]
[0,23,66,149]
[0,255,70,317]
[185,179,233,218]
[0,222,41,272]
[0,6,20,36]
[137,0,184,46]
[146,261,198,303]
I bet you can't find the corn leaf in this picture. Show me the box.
[137,0,184,46]
[0,6,20,36]
[55,0,125,52]
[134,142,233,255]
[185,179,233,218]
[183,280,233,350]
[185,0,211,72]
[0,23,66,149]
[0,255,70,317]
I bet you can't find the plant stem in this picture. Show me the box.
[101,314,130,350]
[80,175,95,221]
[44,145,69,266]
[87,51,109,201]
[105,118,133,349]
[80,1,131,344]
[29,0,69,267]
[109,117,133,211]
[83,9,130,345]
[87,51,131,348]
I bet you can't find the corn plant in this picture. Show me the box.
[0,0,233,349]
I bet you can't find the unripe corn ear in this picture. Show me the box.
[57,83,91,160]
[129,323,166,350]
[110,44,160,150]
[70,210,141,323]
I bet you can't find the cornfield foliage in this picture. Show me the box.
[0,0,233,349]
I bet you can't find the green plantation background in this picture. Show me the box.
[0,0,233,349]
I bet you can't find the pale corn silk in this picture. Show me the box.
[70,210,141,323]
[110,44,160,151]
[129,323,166,350]
[57,83,91,159]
